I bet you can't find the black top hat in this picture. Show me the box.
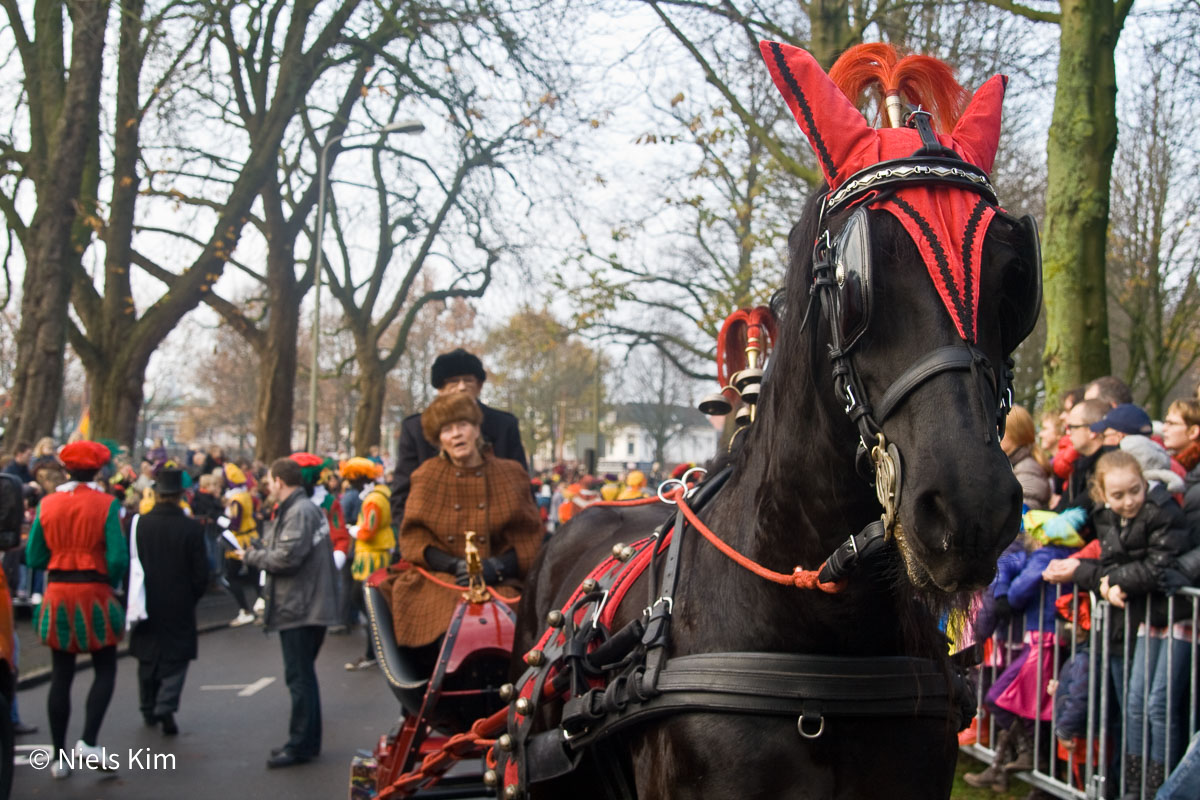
[153,468,185,496]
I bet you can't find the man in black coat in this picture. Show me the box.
[128,468,209,735]
[389,348,527,523]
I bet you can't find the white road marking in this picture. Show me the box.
[199,676,276,696]
[237,676,275,696]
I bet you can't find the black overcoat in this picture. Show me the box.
[389,400,527,521]
[128,503,209,662]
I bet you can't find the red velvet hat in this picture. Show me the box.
[58,441,111,471]
[760,42,1008,343]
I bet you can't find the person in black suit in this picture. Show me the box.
[128,468,209,736]
[389,348,527,524]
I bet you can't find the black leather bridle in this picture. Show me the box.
[797,110,1041,523]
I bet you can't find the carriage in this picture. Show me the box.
[349,533,515,799]
[353,38,1042,800]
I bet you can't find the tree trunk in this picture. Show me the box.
[1040,0,1122,400]
[88,352,148,451]
[253,234,301,462]
[353,358,386,454]
[7,0,110,451]
[255,305,299,461]
[808,0,854,69]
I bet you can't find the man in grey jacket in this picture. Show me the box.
[241,457,338,768]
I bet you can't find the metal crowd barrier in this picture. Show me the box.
[961,584,1200,799]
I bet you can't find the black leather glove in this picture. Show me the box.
[454,560,470,586]
[482,550,519,584]
[993,595,1013,620]
[423,546,463,576]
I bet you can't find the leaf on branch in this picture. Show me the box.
[670,92,685,107]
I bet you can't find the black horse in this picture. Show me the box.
[511,43,1041,799]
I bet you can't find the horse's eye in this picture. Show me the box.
[835,207,872,349]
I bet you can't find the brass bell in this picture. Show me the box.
[498,733,514,751]
[515,697,532,715]
[546,610,564,628]
[734,406,751,426]
[499,683,515,701]
[581,578,598,593]
[698,391,733,416]
[616,545,634,562]
[483,769,499,787]
[504,785,522,799]
[525,649,545,667]
[739,379,761,404]
[732,368,763,393]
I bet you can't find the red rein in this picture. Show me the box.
[593,489,845,593]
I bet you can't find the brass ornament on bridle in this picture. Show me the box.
[870,433,902,534]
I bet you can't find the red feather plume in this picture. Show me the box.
[828,43,966,133]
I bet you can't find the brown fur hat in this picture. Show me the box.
[421,392,483,447]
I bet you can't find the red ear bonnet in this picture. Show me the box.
[759,41,1009,343]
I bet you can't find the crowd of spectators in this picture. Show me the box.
[963,375,1200,800]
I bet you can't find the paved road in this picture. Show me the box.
[13,623,410,799]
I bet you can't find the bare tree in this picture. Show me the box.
[1107,38,1200,415]
[1,0,111,450]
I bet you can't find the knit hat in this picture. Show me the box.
[1119,435,1183,492]
[421,392,483,447]
[58,441,111,471]
[430,348,486,389]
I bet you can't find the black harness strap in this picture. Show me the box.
[641,469,732,694]
[563,651,969,750]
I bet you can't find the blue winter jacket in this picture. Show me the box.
[1005,543,1075,633]
[1053,644,1092,741]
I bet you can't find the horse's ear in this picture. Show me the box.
[950,74,1007,173]
[759,41,876,187]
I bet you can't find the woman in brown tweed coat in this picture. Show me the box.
[388,391,542,648]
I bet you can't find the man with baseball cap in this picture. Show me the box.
[1089,403,1153,446]
[389,348,527,523]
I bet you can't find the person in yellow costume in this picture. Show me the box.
[342,457,393,670]
[138,461,193,516]
[218,463,261,626]
[617,469,649,500]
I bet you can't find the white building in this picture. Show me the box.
[552,402,721,475]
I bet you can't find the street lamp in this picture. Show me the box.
[307,119,425,452]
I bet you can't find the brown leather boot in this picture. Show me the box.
[1004,724,1035,773]
[964,727,1013,792]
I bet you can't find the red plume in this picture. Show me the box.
[830,43,966,132]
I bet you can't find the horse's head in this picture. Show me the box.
[762,43,1041,593]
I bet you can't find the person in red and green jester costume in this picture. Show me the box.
[290,453,351,564]
[25,440,129,777]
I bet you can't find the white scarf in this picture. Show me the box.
[126,515,148,629]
